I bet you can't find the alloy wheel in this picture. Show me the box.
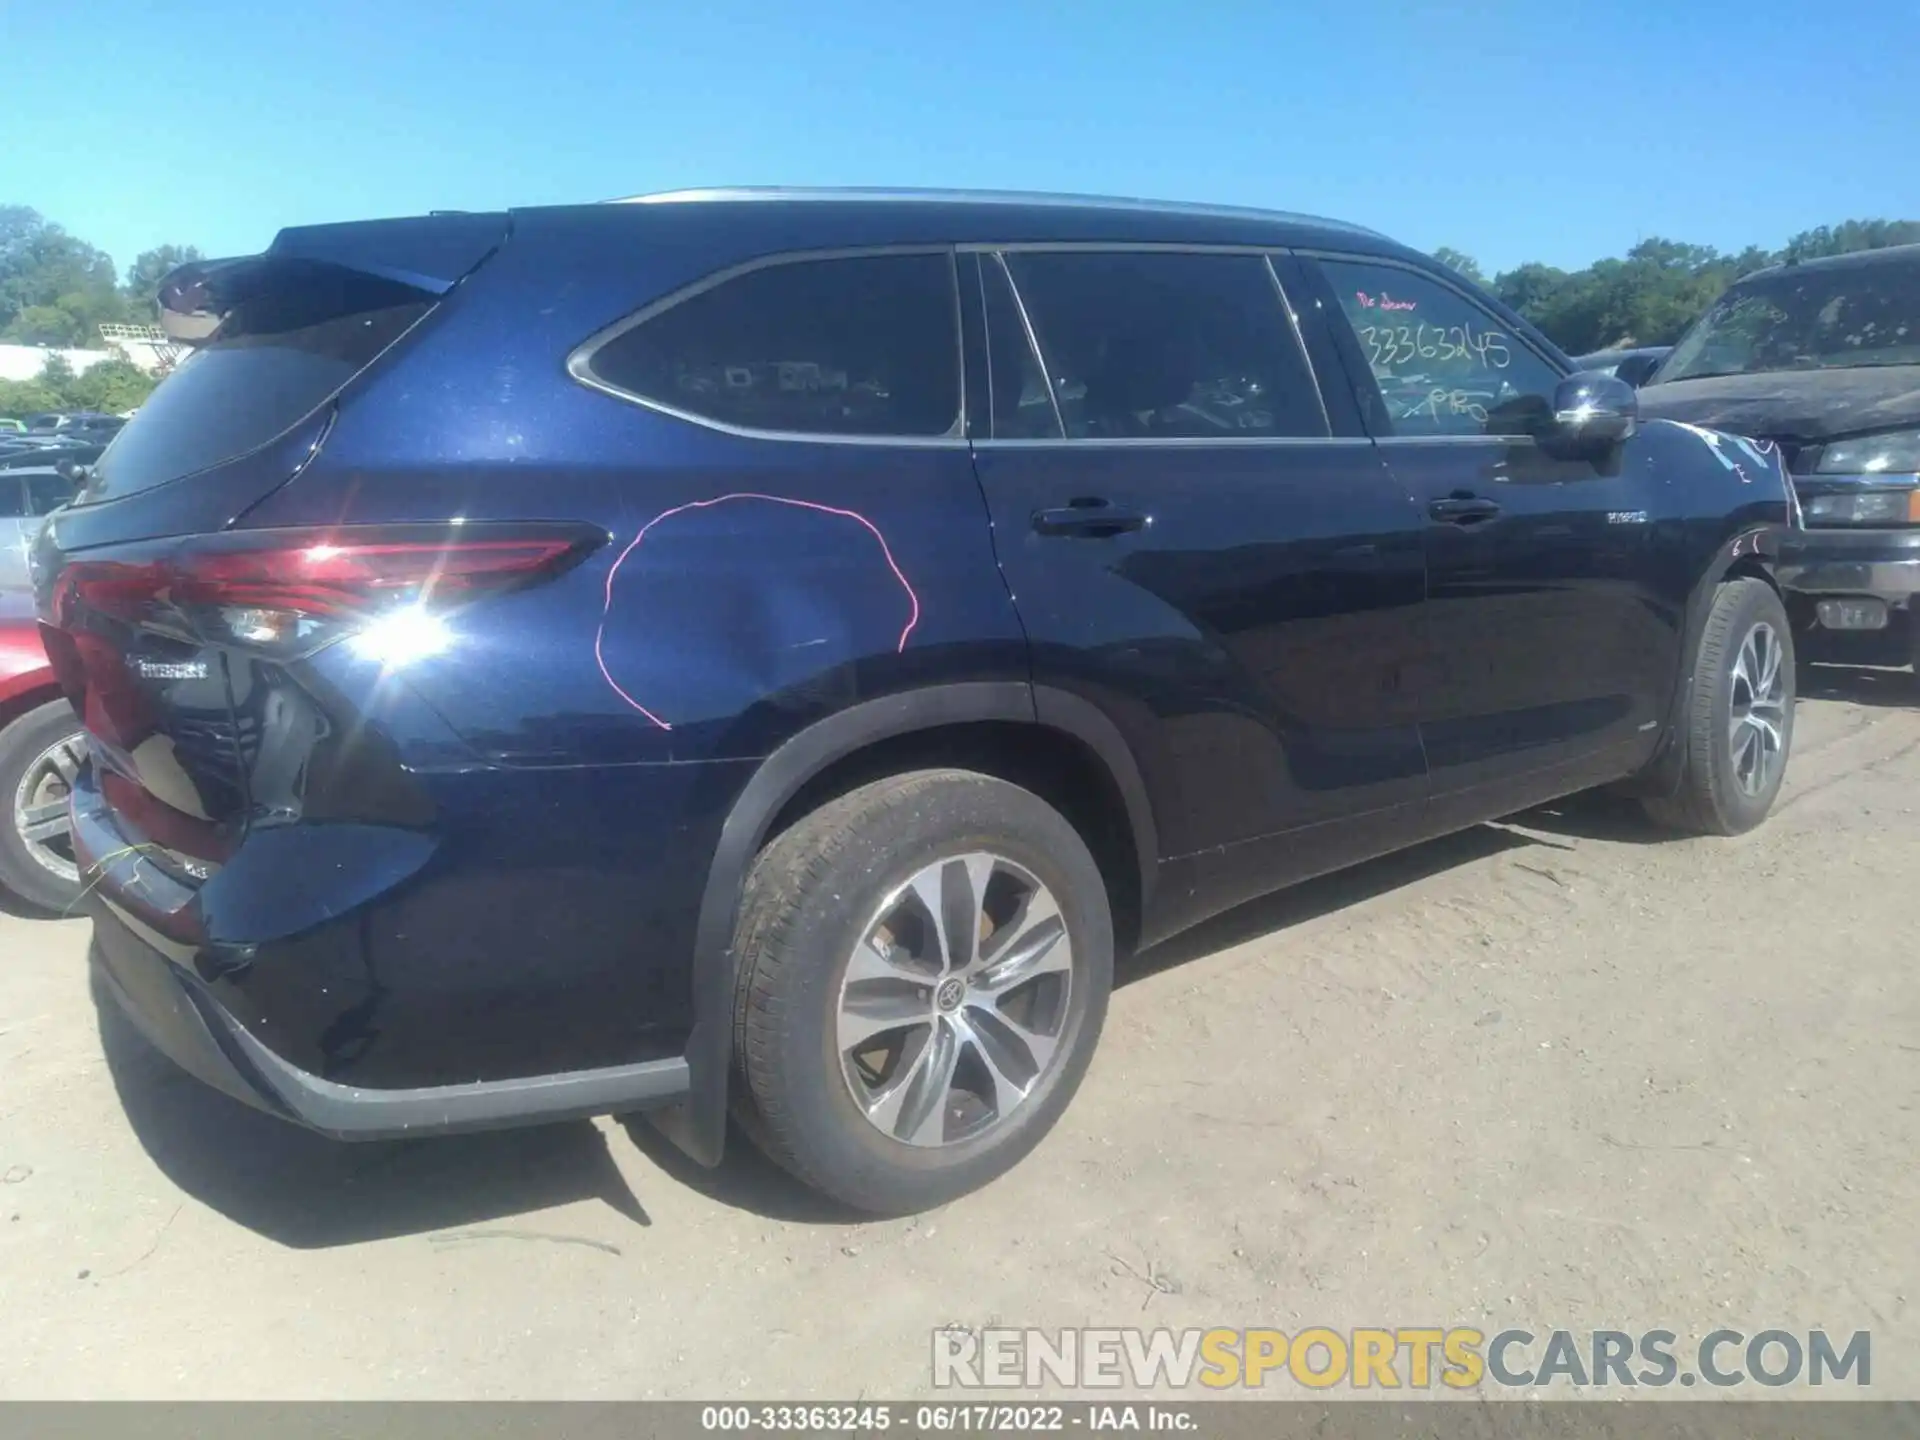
[1728,620,1788,797]
[837,852,1075,1149]
[12,731,84,885]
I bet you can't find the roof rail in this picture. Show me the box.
[608,186,1385,238]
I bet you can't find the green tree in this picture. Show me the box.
[0,207,130,343]
[122,243,205,319]
[65,357,157,413]
[1494,261,1570,318]
[1781,219,1920,263]
[0,378,63,419]
[1432,247,1486,286]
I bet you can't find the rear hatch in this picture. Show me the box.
[33,213,509,927]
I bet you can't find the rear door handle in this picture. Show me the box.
[1428,495,1502,526]
[1032,499,1148,538]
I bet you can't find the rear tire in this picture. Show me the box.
[731,769,1112,1215]
[0,698,87,914]
[1643,578,1794,836]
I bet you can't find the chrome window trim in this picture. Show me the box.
[962,240,1288,256]
[1298,247,1567,445]
[567,244,969,447]
[988,253,1065,439]
[611,187,1387,240]
[1373,434,1540,447]
[974,436,1375,452]
[986,244,1334,443]
[1262,255,1332,436]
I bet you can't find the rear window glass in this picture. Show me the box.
[77,269,432,505]
[582,252,961,438]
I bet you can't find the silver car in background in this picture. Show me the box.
[0,465,81,592]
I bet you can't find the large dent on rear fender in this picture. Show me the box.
[592,492,923,742]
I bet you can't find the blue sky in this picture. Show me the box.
[4,0,1914,280]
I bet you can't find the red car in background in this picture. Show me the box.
[0,589,84,912]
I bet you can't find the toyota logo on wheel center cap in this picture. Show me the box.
[935,977,965,1012]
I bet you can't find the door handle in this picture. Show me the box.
[1428,494,1502,526]
[1032,499,1148,538]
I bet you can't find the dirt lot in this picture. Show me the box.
[1,667,1915,1400]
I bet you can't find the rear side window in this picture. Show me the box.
[582,252,962,438]
[79,268,432,505]
[1001,251,1326,440]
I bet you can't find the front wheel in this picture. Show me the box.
[731,769,1113,1214]
[1644,578,1794,835]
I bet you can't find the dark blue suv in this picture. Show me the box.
[36,189,1797,1213]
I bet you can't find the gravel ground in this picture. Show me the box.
[1,666,1915,1400]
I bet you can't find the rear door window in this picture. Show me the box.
[999,251,1327,440]
[78,268,434,505]
[581,252,962,439]
[1316,258,1564,438]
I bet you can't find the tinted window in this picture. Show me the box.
[24,471,75,516]
[1003,252,1324,439]
[587,253,961,438]
[1320,259,1562,438]
[79,268,432,505]
[979,255,1060,439]
[0,478,22,519]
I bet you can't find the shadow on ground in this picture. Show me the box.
[98,820,1598,1234]
[96,975,653,1249]
[1118,821,1549,986]
[616,1116,859,1225]
[0,885,65,921]
[1798,660,1916,709]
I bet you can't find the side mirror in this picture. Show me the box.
[1544,371,1637,459]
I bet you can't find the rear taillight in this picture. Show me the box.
[54,523,604,659]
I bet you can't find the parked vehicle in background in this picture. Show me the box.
[26,413,124,446]
[0,589,84,912]
[1638,244,1920,671]
[1571,346,1671,386]
[39,189,1796,1212]
[1,463,81,590]
[0,419,24,434]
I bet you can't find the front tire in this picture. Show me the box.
[0,698,87,914]
[1644,578,1794,835]
[731,769,1113,1214]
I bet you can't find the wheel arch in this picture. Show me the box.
[654,681,1157,1167]
[1625,526,1786,800]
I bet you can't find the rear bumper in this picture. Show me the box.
[1778,527,1920,602]
[89,897,691,1140]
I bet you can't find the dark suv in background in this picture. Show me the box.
[37,190,1795,1213]
[1639,244,1920,671]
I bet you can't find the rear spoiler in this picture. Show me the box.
[158,210,509,346]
